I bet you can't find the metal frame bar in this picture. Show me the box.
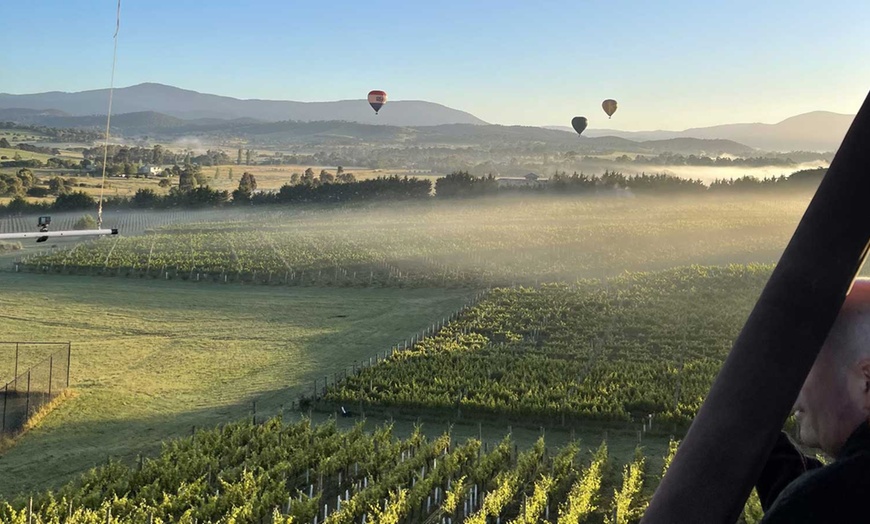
[0,229,118,240]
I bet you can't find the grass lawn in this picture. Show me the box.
[0,148,56,163]
[0,271,474,495]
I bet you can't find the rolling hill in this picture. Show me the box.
[0,108,71,119]
[0,109,757,156]
[2,83,850,151]
[0,83,487,127]
[551,111,853,152]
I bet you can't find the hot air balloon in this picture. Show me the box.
[368,90,388,114]
[602,99,617,119]
[571,116,588,136]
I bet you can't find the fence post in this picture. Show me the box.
[48,356,53,398]
[14,343,19,381]
[67,343,71,388]
[2,383,7,433]
[25,370,31,418]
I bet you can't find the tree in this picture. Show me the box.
[180,186,230,207]
[54,191,96,211]
[73,215,98,230]
[301,167,316,185]
[106,164,124,177]
[26,186,51,198]
[319,170,334,184]
[194,170,208,187]
[1,176,24,197]
[178,165,198,192]
[237,148,243,165]
[113,146,130,165]
[158,178,171,188]
[228,168,234,180]
[5,196,33,213]
[232,172,258,202]
[151,144,164,164]
[290,173,300,185]
[13,151,22,161]
[435,171,497,198]
[336,172,356,183]
[16,168,34,188]
[0,137,10,149]
[238,172,257,193]
[132,188,159,207]
[214,167,221,179]
[48,176,71,195]
[245,149,254,165]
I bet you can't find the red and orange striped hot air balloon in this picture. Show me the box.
[368,90,388,114]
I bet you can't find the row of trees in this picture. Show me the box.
[1,168,93,198]
[0,137,62,155]
[80,144,233,168]
[435,169,827,198]
[0,168,828,216]
[0,122,103,142]
[0,169,36,197]
[620,152,820,167]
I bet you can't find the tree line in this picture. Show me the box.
[0,122,103,142]
[0,168,827,217]
[615,152,828,167]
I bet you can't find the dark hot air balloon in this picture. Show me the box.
[368,90,388,114]
[571,116,588,136]
[602,99,618,118]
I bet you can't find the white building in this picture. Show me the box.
[138,164,162,176]
[496,173,549,188]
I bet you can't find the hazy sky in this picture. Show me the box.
[3,1,869,130]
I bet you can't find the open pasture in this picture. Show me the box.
[0,271,472,495]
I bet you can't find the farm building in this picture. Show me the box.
[496,172,549,187]
[138,164,163,176]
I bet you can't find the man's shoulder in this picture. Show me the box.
[762,452,870,523]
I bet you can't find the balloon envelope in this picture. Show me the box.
[602,99,617,118]
[368,90,388,114]
[571,116,588,135]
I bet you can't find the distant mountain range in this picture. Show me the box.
[0,108,757,156]
[0,83,487,127]
[0,83,850,152]
[548,111,853,152]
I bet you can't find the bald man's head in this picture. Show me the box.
[794,278,870,455]
[827,279,870,369]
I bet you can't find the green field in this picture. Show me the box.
[17,194,812,287]
[0,148,56,163]
[0,415,769,524]
[0,130,49,142]
[0,271,473,495]
[321,266,771,429]
[0,417,651,523]
[0,194,818,520]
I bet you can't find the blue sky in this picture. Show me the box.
[3,0,870,129]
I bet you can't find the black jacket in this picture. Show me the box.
[757,422,870,523]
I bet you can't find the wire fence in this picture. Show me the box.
[1,342,71,436]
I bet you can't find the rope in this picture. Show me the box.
[97,0,122,229]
